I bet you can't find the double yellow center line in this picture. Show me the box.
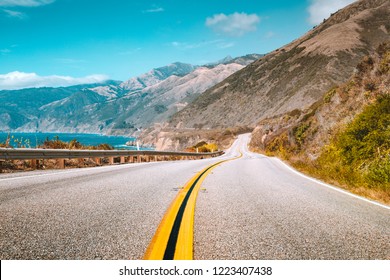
[143,153,241,260]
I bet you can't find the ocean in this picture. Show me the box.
[0,132,139,150]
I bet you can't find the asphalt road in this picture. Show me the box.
[195,135,390,259]
[0,134,389,259]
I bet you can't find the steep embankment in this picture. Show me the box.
[250,42,390,204]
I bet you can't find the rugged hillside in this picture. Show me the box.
[0,55,260,134]
[250,41,390,204]
[120,62,196,91]
[0,81,120,131]
[169,0,389,130]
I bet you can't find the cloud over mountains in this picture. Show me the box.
[0,71,108,90]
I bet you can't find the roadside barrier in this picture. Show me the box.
[0,148,224,169]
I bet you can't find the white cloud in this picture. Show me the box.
[265,31,276,39]
[206,12,260,37]
[143,5,164,13]
[169,39,235,50]
[118,48,142,56]
[144,7,164,13]
[3,8,26,19]
[0,44,17,54]
[0,71,109,90]
[308,0,356,25]
[217,42,235,49]
[0,0,55,7]
[0,48,12,54]
[1,0,55,19]
[55,58,87,64]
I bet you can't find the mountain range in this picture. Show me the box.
[1,0,388,155]
[0,54,261,134]
[141,0,389,150]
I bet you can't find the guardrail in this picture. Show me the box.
[0,148,224,169]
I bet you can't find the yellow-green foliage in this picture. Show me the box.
[264,132,291,159]
[317,95,390,190]
[4,135,32,148]
[41,136,113,150]
[189,141,219,152]
[293,122,311,147]
[257,42,390,203]
[204,143,218,152]
[377,51,390,75]
[323,87,337,103]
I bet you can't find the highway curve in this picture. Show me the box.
[0,134,389,259]
[194,134,390,259]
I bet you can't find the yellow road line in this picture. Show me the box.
[143,152,242,260]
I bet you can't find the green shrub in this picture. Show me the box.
[316,95,390,189]
[324,88,337,103]
[367,158,390,185]
[293,122,311,146]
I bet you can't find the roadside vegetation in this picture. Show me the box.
[186,141,219,153]
[297,95,390,203]
[0,136,114,172]
[0,135,113,150]
[250,42,390,204]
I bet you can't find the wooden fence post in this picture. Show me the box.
[57,158,65,169]
[109,157,114,165]
[94,158,102,165]
[30,159,38,169]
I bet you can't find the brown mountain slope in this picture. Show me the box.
[169,0,389,130]
[249,41,390,204]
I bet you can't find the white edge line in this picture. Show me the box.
[272,157,390,211]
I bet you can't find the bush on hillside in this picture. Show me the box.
[317,95,390,189]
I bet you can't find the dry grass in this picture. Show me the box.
[289,159,390,205]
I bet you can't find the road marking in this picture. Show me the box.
[272,157,390,211]
[144,153,242,260]
[243,147,390,210]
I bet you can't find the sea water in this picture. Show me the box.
[0,132,140,150]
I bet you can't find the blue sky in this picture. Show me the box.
[0,0,356,89]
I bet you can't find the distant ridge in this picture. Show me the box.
[0,54,261,134]
[120,62,196,91]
